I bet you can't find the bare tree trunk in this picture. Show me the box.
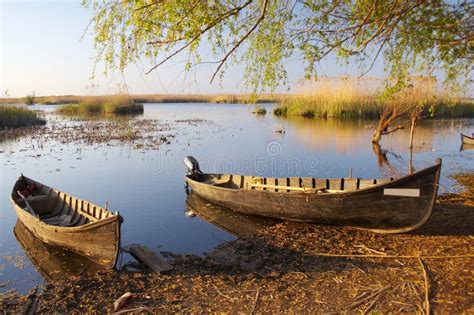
[371,127,382,143]
[409,116,416,150]
[408,116,418,174]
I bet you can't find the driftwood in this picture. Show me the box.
[113,292,134,312]
[124,244,173,273]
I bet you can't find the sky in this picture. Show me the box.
[0,0,385,98]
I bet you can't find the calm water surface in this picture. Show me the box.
[1,103,473,293]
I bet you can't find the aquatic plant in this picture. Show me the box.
[56,95,143,116]
[253,107,267,115]
[0,105,45,128]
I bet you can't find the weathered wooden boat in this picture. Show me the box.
[11,175,122,268]
[461,133,474,145]
[184,157,442,233]
[14,221,104,282]
[186,191,278,237]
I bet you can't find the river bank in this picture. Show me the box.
[2,174,472,313]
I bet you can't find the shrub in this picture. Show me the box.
[22,92,36,105]
[253,106,267,115]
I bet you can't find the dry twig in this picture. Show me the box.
[344,285,390,311]
[210,282,235,302]
[251,289,260,314]
[417,256,430,315]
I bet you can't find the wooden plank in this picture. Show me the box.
[231,175,243,188]
[243,176,255,190]
[384,188,420,197]
[315,179,327,190]
[17,191,36,216]
[125,244,173,273]
[377,178,392,185]
[329,179,342,190]
[262,177,276,192]
[302,178,314,190]
[249,183,343,193]
[344,178,358,191]
[359,179,375,189]
[288,177,299,193]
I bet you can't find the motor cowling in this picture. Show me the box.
[184,156,202,176]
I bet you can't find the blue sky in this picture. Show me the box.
[1,0,385,98]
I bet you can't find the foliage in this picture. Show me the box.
[22,92,36,105]
[56,95,143,116]
[0,105,45,128]
[83,0,472,94]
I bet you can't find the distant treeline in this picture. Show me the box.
[0,94,284,105]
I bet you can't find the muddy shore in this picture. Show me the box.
[2,174,473,313]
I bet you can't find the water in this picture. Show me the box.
[1,103,473,293]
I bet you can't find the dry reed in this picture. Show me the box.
[275,76,474,119]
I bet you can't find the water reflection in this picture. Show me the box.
[186,191,279,237]
[460,143,474,152]
[286,117,448,154]
[13,221,104,282]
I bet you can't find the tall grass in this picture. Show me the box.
[0,93,283,105]
[274,76,474,119]
[56,95,143,116]
[0,105,45,128]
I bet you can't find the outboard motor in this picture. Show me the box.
[184,156,202,177]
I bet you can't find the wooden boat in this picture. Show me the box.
[461,133,474,145]
[185,157,442,233]
[11,175,122,268]
[186,191,278,237]
[14,221,104,282]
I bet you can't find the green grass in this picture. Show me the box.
[56,96,144,116]
[0,105,46,128]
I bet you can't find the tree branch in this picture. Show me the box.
[210,0,268,83]
[145,0,253,74]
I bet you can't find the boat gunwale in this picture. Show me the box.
[11,176,121,232]
[461,133,474,140]
[10,199,120,232]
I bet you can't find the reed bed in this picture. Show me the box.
[56,96,143,116]
[274,77,474,119]
[0,94,282,105]
[0,105,45,128]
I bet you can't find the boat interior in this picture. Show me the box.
[13,177,114,227]
[196,174,395,193]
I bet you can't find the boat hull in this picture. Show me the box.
[14,221,104,281]
[186,160,442,233]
